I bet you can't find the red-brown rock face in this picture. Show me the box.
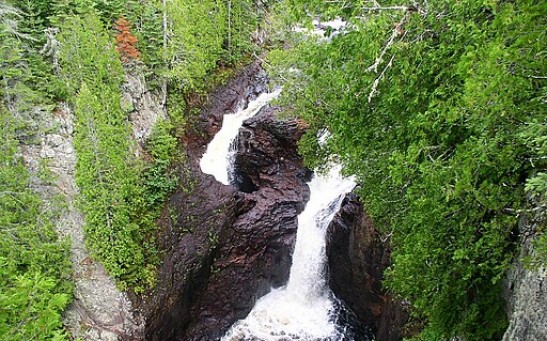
[327,194,411,341]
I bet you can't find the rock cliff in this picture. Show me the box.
[142,63,310,340]
[503,214,547,341]
[327,194,410,341]
[20,97,147,340]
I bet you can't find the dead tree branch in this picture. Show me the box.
[366,10,409,73]
[368,54,395,103]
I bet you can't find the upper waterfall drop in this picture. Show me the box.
[199,89,282,185]
[222,163,356,341]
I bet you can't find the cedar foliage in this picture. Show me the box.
[57,12,160,292]
[165,0,261,92]
[1,3,72,339]
[0,106,72,341]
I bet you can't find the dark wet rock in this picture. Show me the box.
[181,109,311,340]
[231,108,311,191]
[331,297,375,341]
[327,194,411,341]
[142,63,310,341]
[141,163,239,341]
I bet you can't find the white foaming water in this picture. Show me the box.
[200,89,282,185]
[293,18,348,41]
[222,163,356,341]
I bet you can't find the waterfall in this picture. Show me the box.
[222,163,356,341]
[199,84,358,340]
[200,89,282,185]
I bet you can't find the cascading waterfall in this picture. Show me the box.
[222,163,356,341]
[199,82,358,340]
[200,89,282,185]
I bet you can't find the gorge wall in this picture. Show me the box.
[16,67,164,340]
[503,215,547,341]
[143,63,310,340]
[327,194,411,341]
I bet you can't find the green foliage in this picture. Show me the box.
[224,0,260,63]
[57,13,124,94]
[0,1,59,139]
[0,106,72,341]
[144,119,179,207]
[129,1,164,77]
[165,0,227,91]
[270,0,546,339]
[48,0,142,24]
[58,13,159,292]
[166,88,188,137]
[165,0,261,92]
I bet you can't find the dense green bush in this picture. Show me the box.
[144,119,179,207]
[0,107,73,341]
[165,0,261,92]
[268,0,546,339]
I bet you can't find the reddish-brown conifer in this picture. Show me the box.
[114,17,141,64]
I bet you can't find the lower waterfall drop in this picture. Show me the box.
[222,163,356,341]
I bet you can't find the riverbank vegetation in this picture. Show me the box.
[1,0,265,336]
[267,0,546,339]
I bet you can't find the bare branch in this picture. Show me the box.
[368,54,395,103]
[380,231,393,243]
[40,28,60,72]
[365,11,409,73]
[361,5,410,12]
[524,75,547,79]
